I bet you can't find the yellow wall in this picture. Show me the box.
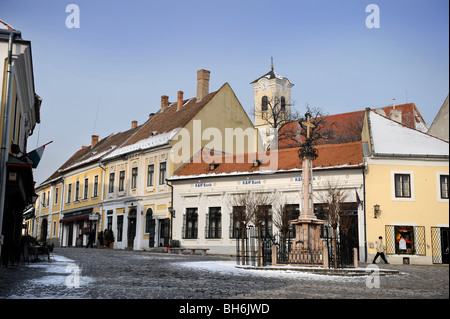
[63,167,103,210]
[365,160,449,262]
[170,83,255,172]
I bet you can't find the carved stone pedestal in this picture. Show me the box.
[289,218,325,266]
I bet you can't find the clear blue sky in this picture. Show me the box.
[1,0,448,185]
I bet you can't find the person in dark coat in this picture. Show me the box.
[86,229,96,248]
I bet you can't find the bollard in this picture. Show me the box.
[354,247,359,268]
[272,245,277,266]
[322,245,329,268]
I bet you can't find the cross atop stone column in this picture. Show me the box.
[301,112,315,139]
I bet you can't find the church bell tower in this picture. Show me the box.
[250,60,294,149]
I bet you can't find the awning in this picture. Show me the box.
[60,208,93,223]
[23,206,35,220]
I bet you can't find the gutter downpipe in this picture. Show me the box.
[362,165,368,262]
[166,178,174,241]
[0,30,22,258]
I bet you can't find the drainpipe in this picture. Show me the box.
[362,166,368,263]
[0,29,22,257]
[166,179,174,241]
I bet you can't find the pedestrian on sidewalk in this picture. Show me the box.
[373,236,389,264]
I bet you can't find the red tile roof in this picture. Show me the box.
[278,103,426,149]
[173,141,364,179]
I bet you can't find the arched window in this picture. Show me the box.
[281,96,286,112]
[261,96,268,111]
[145,208,153,233]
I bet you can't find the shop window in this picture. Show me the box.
[183,208,198,239]
[206,207,222,239]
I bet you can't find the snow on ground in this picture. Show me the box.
[174,260,366,282]
[24,254,94,287]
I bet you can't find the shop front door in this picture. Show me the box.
[127,209,137,249]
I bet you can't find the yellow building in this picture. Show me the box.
[99,69,255,250]
[362,108,449,265]
[0,21,41,265]
[34,69,256,250]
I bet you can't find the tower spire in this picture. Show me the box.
[271,56,274,71]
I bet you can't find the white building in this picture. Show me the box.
[169,142,368,259]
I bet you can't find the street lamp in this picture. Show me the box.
[374,204,381,218]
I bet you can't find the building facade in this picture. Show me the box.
[32,69,256,250]
[0,21,41,265]
[170,142,367,259]
[362,108,449,264]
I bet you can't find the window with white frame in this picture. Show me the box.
[440,174,449,200]
[84,178,89,200]
[55,187,59,205]
[75,181,80,201]
[395,174,411,198]
[391,171,414,201]
[147,164,154,187]
[159,162,166,185]
[109,173,115,193]
[67,183,72,203]
[131,167,138,189]
[119,171,125,192]
[93,175,99,198]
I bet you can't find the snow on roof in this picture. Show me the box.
[369,111,449,156]
[0,19,15,30]
[103,128,180,160]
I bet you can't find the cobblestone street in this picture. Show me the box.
[0,247,448,301]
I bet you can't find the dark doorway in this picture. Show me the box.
[441,228,449,264]
[40,219,48,243]
[67,222,74,247]
[127,209,137,249]
[149,219,156,247]
[159,218,170,247]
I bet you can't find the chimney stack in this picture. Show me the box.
[177,91,184,111]
[91,135,99,147]
[131,120,138,128]
[196,69,210,101]
[389,99,402,123]
[161,95,169,111]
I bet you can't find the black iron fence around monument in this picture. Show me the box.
[235,225,357,268]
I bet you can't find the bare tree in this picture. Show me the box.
[228,192,253,266]
[272,194,297,238]
[279,104,336,150]
[253,96,301,132]
[228,191,275,266]
[315,178,349,269]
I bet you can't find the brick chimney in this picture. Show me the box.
[161,95,169,111]
[131,120,138,128]
[196,69,210,101]
[91,135,99,147]
[177,91,184,111]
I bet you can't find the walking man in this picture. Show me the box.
[373,236,389,264]
[86,229,96,248]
